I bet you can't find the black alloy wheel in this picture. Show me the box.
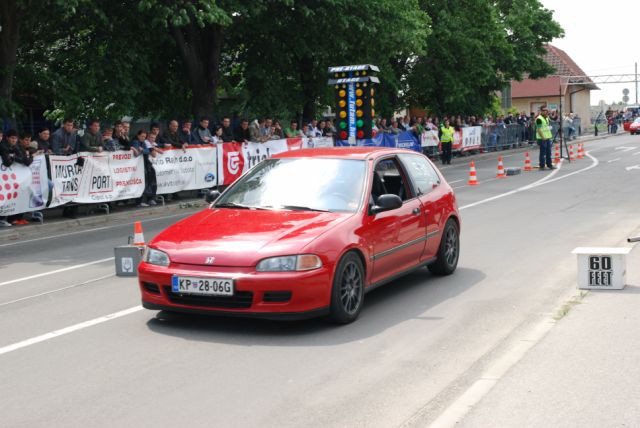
[329,252,365,324]
[428,219,460,276]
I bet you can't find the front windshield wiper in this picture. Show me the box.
[214,202,262,210]
[266,205,330,212]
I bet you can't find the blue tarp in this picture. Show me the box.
[335,130,422,152]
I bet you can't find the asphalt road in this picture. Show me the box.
[1,134,639,427]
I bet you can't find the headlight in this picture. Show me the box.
[256,254,322,272]
[144,247,170,267]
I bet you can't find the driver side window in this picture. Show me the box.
[371,158,412,205]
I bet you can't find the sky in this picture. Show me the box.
[539,0,640,106]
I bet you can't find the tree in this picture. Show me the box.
[235,0,430,121]
[406,0,563,115]
[0,0,23,117]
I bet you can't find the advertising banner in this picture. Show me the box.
[0,155,49,216]
[421,130,439,147]
[150,146,217,194]
[335,130,422,152]
[49,151,145,206]
[460,126,482,151]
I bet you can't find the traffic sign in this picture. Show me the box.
[623,95,630,103]
[623,88,630,95]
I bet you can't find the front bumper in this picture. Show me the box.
[138,261,333,318]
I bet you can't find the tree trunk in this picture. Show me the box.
[0,0,22,116]
[170,21,222,120]
[299,56,317,123]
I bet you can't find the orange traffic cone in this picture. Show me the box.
[496,156,506,178]
[524,152,533,171]
[577,143,585,159]
[554,144,561,165]
[569,144,575,161]
[468,161,479,186]
[133,221,145,247]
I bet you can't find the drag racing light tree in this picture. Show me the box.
[327,65,380,144]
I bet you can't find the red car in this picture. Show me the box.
[138,148,460,323]
[629,118,640,134]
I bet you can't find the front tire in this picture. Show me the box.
[329,252,365,324]
[428,219,460,276]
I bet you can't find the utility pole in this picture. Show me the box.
[636,62,638,104]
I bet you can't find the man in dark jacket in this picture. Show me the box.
[81,119,104,152]
[159,120,186,149]
[221,117,234,142]
[233,118,251,143]
[51,118,78,155]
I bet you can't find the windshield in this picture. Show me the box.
[634,118,640,124]
[215,158,366,213]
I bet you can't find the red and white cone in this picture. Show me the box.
[133,221,145,247]
[554,144,561,165]
[569,144,575,161]
[577,143,585,159]
[524,152,533,171]
[496,156,506,178]
[468,161,479,186]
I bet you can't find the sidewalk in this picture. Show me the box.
[460,242,640,427]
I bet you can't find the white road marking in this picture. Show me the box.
[0,306,143,356]
[0,274,115,307]
[626,165,640,171]
[614,146,636,152]
[0,212,191,248]
[0,257,114,288]
[448,179,464,184]
[608,158,621,163]
[459,153,599,211]
[634,151,640,156]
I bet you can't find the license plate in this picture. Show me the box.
[171,276,234,296]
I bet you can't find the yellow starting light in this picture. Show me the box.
[356,88,363,97]
[339,89,346,98]
[339,100,346,108]
[334,85,339,89]
[371,89,375,96]
[362,71,367,76]
[356,109,363,118]
[371,98,375,106]
[355,71,360,76]
[356,99,363,107]
[339,111,347,119]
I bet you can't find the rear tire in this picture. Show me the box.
[428,219,460,276]
[329,252,365,324]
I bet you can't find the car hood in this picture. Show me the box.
[151,208,351,267]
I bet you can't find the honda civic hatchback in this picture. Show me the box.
[138,147,460,323]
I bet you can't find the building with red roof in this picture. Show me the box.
[510,45,597,123]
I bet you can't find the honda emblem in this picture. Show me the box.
[205,257,215,265]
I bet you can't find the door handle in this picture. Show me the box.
[412,208,420,215]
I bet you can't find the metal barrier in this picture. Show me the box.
[480,123,531,151]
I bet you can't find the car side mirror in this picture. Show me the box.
[205,190,221,203]
[370,194,402,214]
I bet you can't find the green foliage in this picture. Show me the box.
[5,0,563,124]
[406,0,563,115]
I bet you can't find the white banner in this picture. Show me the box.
[307,137,335,148]
[49,151,145,206]
[0,155,49,216]
[421,130,439,147]
[150,146,217,194]
[461,126,483,151]
[218,137,312,186]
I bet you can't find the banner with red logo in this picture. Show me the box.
[217,138,320,186]
[150,146,217,194]
[49,151,145,206]
[0,155,49,216]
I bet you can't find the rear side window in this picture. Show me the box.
[398,154,440,196]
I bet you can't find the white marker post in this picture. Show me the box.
[572,247,632,290]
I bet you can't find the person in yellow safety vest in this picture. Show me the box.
[535,106,556,170]
[440,118,455,165]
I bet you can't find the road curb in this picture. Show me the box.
[0,199,208,244]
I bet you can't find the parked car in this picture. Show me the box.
[629,117,640,134]
[138,147,460,323]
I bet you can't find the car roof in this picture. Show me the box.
[272,147,421,160]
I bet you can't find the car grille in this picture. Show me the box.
[163,286,253,309]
